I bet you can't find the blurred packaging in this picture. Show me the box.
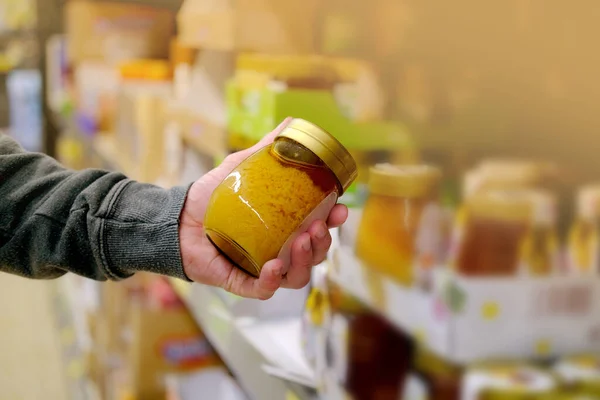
[73,62,120,135]
[177,0,320,53]
[115,59,172,182]
[88,276,222,400]
[6,69,43,152]
[127,300,221,399]
[226,53,413,156]
[0,0,36,30]
[165,369,248,400]
[567,185,600,275]
[65,0,175,64]
[45,34,73,117]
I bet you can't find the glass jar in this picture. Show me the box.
[204,118,357,277]
[554,354,600,397]
[355,164,442,286]
[455,191,532,277]
[567,186,600,274]
[520,190,559,276]
[325,280,414,400]
[463,363,558,400]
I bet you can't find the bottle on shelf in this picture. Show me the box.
[355,164,444,287]
[520,190,560,276]
[324,280,414,400]
[567,185,600,274]
[454,190,533,277]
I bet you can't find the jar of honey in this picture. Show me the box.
[325,280,414,400]
[355,164,442,286]
[567,186,600,274]
[455,191,533,277]
[204,118,357,277]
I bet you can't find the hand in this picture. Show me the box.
[179,118,349,300]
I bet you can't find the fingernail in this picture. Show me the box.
[316,224,326,239]
[302,236,311,251]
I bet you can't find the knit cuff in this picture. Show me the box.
[97,181,191,281]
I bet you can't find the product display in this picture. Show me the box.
[568,186,600,274]
[6,69,42,152]
[65,1,175,64]
[204,118,357,277]
[114,59,172,182]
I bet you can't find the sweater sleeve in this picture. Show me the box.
[0,134,190,281]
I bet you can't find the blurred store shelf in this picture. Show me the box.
[51,275,101,400]
[170,279,318,400]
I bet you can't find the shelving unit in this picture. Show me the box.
[51,276,101,400]
[170,279,317,400]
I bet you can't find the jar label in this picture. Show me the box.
[278,192,339,272]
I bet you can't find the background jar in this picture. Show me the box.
[355,164,442,286]
[204,118,357,277]
[456,191,533,277]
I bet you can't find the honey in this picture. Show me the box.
[355,164,442,286]
[204,119,357,277]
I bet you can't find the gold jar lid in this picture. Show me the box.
[367,163,441,198]
[277,118,357,192]
[467,190,533,222]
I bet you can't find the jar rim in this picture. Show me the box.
[276,119,357,193]
[367,163,441,198]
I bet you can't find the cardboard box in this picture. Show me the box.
[128,304,221,399]
[177,0,320,53]
[66,0,175,64]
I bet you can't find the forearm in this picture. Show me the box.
[0,134,189,281]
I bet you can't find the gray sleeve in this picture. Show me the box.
[0,134,191,281]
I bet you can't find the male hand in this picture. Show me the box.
[179,118,348,299]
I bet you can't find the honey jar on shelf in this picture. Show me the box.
[355,164,443,286]
[454,190,533,277]
[520,190,560,276]
[204,118,357,277]
[567,185,600,274]
[325,280,414,400]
